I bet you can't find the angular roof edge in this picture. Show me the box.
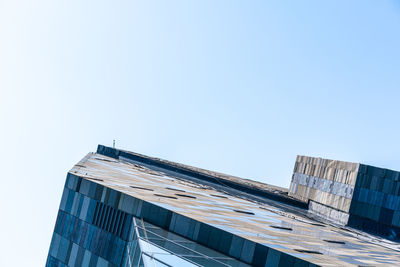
[296,155,400,178]
[97,144,307,209]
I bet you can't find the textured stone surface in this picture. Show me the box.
[289,155,400,238]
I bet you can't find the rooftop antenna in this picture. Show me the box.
[113,139,115,148]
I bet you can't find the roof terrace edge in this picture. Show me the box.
[296,155,400,177]
[96,144,308,209]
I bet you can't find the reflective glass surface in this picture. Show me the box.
[132,218,249,267]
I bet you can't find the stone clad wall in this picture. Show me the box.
[289,156,400,238]
[289,155,359,214]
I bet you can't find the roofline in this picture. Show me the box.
[96,144,308,209]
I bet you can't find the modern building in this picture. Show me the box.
[289,156,400,236]
[47,145,400,267]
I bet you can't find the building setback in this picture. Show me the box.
[289,155,400,236]
[47,145,400,266]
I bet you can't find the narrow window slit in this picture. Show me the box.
[87,177,103,182]
[310,223,326,227]
[130,186,154,191]
[270,225,292,231]
[153,194,178,199]
[211,194,228,199]
[294,249,322,255]
[175,193,196,199]
[323,240,345,244]
[233,209,255,215]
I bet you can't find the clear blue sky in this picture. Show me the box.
[1,1,400,266]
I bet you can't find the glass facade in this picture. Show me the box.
[131,218,249,267]
[46,147,400,266]
[47,175,257,267]
[128,218,250,267]
[348,164,400,236]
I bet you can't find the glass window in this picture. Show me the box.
[132,218,250,267]
[139,240,196,267]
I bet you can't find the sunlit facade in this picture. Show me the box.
[289,155,400,237]
[47,145,400,266]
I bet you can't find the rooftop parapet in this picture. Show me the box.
[97,145,307,209]
[289,155,400,239]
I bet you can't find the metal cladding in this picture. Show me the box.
[46,146,400,267]
[289,155,400,238]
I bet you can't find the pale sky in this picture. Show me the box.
[1,1,400,266]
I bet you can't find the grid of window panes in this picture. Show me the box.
[47,174,252,267]
[349,164,400,236]
[127,218,250,267]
